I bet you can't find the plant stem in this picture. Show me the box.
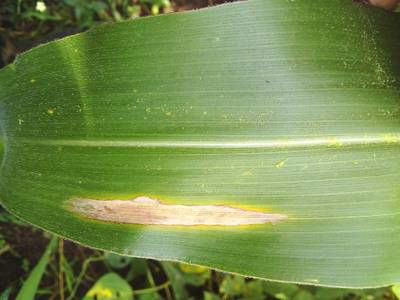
[59,239,64,300]
[0,244,10,256]
[133,281,171,295]
[66,255,105,300]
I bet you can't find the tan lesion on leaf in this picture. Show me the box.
[69,196,287,226]
[369,0,399,10]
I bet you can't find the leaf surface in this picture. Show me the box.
[1,0,400,288]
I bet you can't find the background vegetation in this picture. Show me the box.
[1,0,400,299]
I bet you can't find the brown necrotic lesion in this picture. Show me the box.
[356,0,399,10]
[69,196,287,226]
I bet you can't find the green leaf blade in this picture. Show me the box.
[15,236,58,300]
[1,0,400,288]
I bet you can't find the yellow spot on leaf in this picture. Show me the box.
[179,264,208,273]
[328,137,343,147]
[47,108,55,115]
[275,159,288,169]
[87,286,113,298]
[383,134,400,144]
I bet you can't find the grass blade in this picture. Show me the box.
[15,236,58,300]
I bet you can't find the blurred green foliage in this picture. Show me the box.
[15,237,57,300]
[0,0,174,64]
[2,0,171,32]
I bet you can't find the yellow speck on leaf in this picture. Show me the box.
[275,159,288,169]
[328,137,343,147]
[30,79,36,83]
[383,134,400,144]
[47,108,55,115]
[165,112,172,116]
[179,264,208,274]
[242,171,253,176]
[87,286,113,298]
